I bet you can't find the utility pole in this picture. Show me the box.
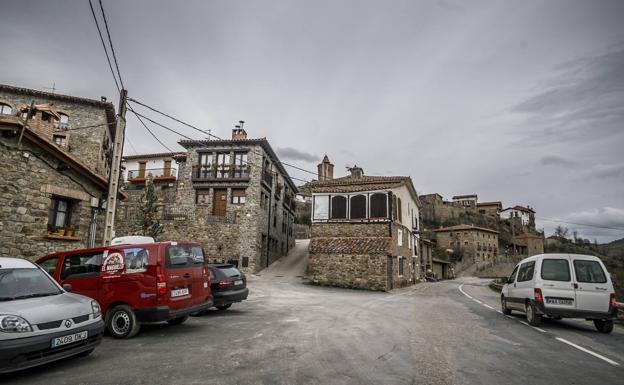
[103,89,128,245]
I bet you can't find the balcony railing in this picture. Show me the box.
[192,164,249,180]
[262,169,273,188]
[128,168,176,181]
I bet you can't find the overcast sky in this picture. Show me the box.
[2,0,623,242]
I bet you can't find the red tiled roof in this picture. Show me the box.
[433,224,499,234]
[305,175,419,203]
[502,205,535,213]
[310,237,392,254]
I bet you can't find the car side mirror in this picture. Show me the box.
[62,284,73,292]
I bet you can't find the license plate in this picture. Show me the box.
[546,298,573,306]
[171,288,190,297]
[234,279,243,286]
[51,331,88,348]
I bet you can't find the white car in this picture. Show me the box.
[0,257,105,374]
[501,253,617,333]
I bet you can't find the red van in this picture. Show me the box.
[36,241,212,339]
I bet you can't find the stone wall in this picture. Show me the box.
[311,222,390,238]
[308,253,387,291]
[0,133,105,260]
[436,229,499,272]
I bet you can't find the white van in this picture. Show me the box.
[501,253,617,333]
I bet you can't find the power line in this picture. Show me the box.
[127,106,175,152]
[125,136,138,154]
[88,0,120,92]
[127,98,318,177]
[130,109,194,141]
[537,217,624,231]
[66,121,116,131]
[98,0,125,89]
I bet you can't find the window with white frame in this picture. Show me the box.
[0,103,12,115]
[398,256,404,277]
[397,229,403,246]
[313,195,329,220]
[350,194,366,219]
[330,196,347,219]
[370,193,388,218]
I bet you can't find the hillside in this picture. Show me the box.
[545,239,624,301]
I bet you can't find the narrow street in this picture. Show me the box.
[3,241,622,385]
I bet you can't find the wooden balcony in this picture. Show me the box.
[127,168,177,183]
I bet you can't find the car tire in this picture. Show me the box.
[216,304,232,311]
[526,302,541,326]
[167,316,189,325]
[501,296,512,315]
[107,304,141,339]
[593,319,614,334]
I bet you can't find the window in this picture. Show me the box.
[392,196,398,220]
[517,261,535,282]
[196,189,210,205]
[541,259,571,282]
[330,196,347,219]
[397,197,402,221]
[573,260,607,283]
[53,134,67,147]
[398,256,404,277]
[242,257,249,268]
[233,152,248,178]
[61,252,103,279]
[198,152,214,178]
[123,248,149,273]
[216,152,231,178]
[39,257,59,276]
[55,113,69,128]
[48,197,73,228]
[166,245,205,267]
[232,189,246,204]
[370,193,387,218]
[508,265,519,283]
[350,195,366,219]
[0,103,12,115]
[397,229,403,246]
[313,195,329,220]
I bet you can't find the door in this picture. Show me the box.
[571,256,611,313]
[163,244,208,309]
[505,265,520,309]
[213,189,227,217]
[138,161,146,178]
[539,257,576,312]
[58,251,103,300]
[514,260,536,309]
[386,256,393,290]
[164,160,172,177]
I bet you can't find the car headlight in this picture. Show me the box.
[91,301,101,319]
[0,315,33,333]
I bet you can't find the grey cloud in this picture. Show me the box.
[539,154,577,167]
[590,163,624,180]
[512,46,624,143]
[566,207,624,229]
[275,147,319,163]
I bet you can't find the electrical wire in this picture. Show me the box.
[537,217,624,232]
[98,0,125,90]
[88,0,120,92]
[125,136,138,154]
[127,106,175,152]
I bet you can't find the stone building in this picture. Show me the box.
[512,232,544,256]
[115,127,297,273]
[0,84,117,259]
[452,194,478,209]
[434,224,499,272]
[500,205,535,227]
[307,157,420,291]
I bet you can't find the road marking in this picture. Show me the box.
[555,337,620,366]
[533,327,547,333]
[458,284,473,299]
[482,303,495,310]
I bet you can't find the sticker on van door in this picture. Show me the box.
[101,251,125,275]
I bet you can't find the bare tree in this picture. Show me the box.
[554,225,569,239]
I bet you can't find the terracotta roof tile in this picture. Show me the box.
[310,237,392,254]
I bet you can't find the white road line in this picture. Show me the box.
[496,310,503,314]
[458,284,473,299]
[555,337,620,366]
[533,327,547,333]
[482,303,495,310]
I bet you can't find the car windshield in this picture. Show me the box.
[0,268,62,301]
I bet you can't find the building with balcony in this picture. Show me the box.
[114,127,297,273]
[122,152,185,186]
[306,157,421,291]
[0,84,117,259]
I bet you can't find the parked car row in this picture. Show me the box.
[0,237,249,374]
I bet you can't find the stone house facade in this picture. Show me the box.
[452,194,478,209]
[512,232,544,256]
[476,201,502,216]
[0,84,117,259]
[434,224,499,272]
[307,158,420,291]
[115,128,297,273]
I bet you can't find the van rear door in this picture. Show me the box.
[162,243,200,311]
[571,256,611,313]
[539,256,576,312]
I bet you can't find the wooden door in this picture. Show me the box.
[164,160,172,177]
[213,189,227,216]
[138,162,146,178]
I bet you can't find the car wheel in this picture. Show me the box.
[525,302,541,326]
[593,319,614,334]
[216,304,232,311]
[501,296,512,315]
[107,304,141,339]
[167,316,189,325]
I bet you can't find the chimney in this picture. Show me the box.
[317,155,334,181]
[232,121,247,140]
[349,165,364,179]
[101,96,107,102]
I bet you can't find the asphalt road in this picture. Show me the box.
[3,241,623,384]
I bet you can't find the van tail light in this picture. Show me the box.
[610,293,617,309]
[219,280,231,289]
[534,288,543,302]
[157,274,167,296]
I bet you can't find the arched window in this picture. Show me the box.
[0,103,12,115]
[330,196,347,219]
[350,195,366,219]
[370,193,388,218]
